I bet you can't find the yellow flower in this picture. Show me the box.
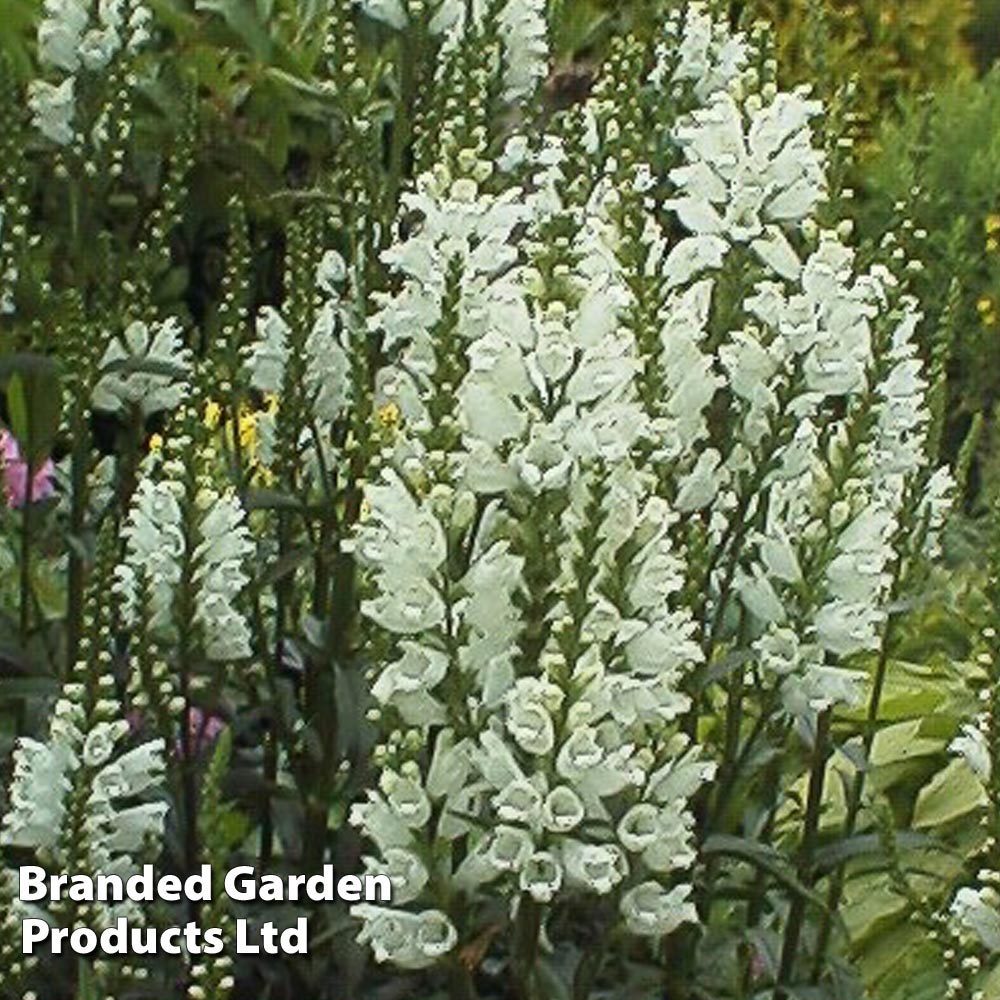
[204,400,222,431]
[979,297,998,326]
[377,402,401,428]
[254,465,276,487]
[238,410,259,451]
[148,433,164,453]
[987,214,1000,235]
[263,393,280,415]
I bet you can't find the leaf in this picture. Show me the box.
[912,757,987,828]
[195,0,273,61]
[812,832,938,874]
[869,720,943,767]
[252,547,313,591]
[243,488,304,512]
[841,872,908,950]
[1,354,62,470]
[701,834,832,916]
[99,357,188,380]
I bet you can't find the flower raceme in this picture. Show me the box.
[343,0,953,977]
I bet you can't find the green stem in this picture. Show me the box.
[449,959,478,1000]
[512,895,542,1000]
[774,708,831,999]
[66,412,88,667]
[18,491,32,642]
[810,562,904,980]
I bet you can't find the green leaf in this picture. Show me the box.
[252,547,313,591]
[701,834,832,915]
[99,357,188,380]
[812,832,938,874]
[4,359,62,470]
[243,488,304,512]
[869,720,943,767]
[912,757,987,828]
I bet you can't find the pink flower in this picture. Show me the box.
[0,429,55,509]
[176,706,226,759]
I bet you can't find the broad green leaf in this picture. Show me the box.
[841,872,907,948]
[813,831,937,874]
[5,359,62,470]
[912,757,987,828]
[701,834,831,915]
[869,720,943,767]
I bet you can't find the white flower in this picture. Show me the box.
[367,849,429,906]
[513,422,574,493]
[620,881,698,937]
[485,824,534,875]
[97,740,166,798]
[519,851,563,902]
[349,0,951,968]
[353,906,418,966]
[79,24,122,70]
[38,0,90,71]
[372,643,449,726]
[668,91,826,258]
[664,1,748,99]
[951,884,1000,952]
[105,802,170,852]
[950,723,991,782]
[357,0,406,29]
[735,564,786,624]
[562,841,628,895]
[493,779,543,826]
[618,803,661,853]
[780,664,865,719]
[116,478,184,628]
[317,249,347,292]
[82,721,128,767]
[506,694,556,756]
[93,318,191,416]
[415,909,458,960]
[676,449,725,512]
[306,301,352,421]
[28,77,76,145]
[380,771,432,829]
[245,307,289,394]
[541,785,585,833]
[1,739,73,849]
[193,492,253,660]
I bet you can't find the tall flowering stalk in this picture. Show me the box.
[348,3,954,997]
[0,534,168,998]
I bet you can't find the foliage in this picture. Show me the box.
[748,0,975,128]
[858,70,1000,505]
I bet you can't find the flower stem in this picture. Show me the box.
[512,895,542,1000]
[449,960,478,1000]
[810,557,904,980]
[774,707,831,999]
[18,492,32,642]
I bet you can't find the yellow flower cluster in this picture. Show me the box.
[978,296,997,329]
[149,399,402,495]
[147,398,280,485]
[986,214,1000,255]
